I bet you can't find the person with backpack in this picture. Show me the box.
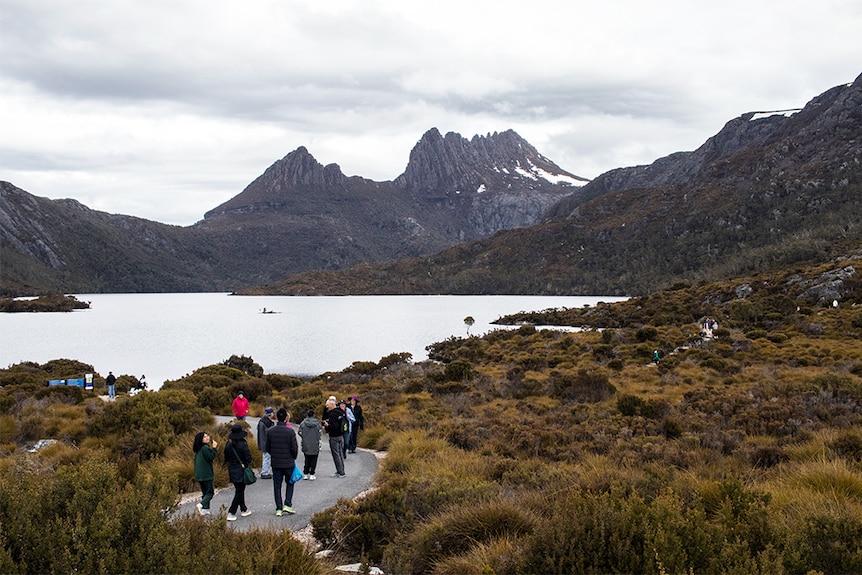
[264,408,299,516]
[340,399,355,460]
[322,397,346,477]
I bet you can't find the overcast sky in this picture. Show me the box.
[1,1,860,226]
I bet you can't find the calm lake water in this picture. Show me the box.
[0,293,624,389]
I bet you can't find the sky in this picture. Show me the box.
[1,1,860,226]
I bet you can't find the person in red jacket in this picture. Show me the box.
[232,390,250,420]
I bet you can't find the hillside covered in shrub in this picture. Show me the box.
[1,255,862,573]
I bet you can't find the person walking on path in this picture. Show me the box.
[264,408,299,516]
[106,371,116,399]
[322,398,347,477]
[224,423,253,521]
[231,390,250,420]
[192,431,218,516]
[298,409,322,480]
[348,396,364,453]
[257,407,275,479]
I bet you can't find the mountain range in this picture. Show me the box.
[0,129,583,295]
[2,73,861,296]
[244,72,862,296]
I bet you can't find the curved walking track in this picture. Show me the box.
[176,415,381,537]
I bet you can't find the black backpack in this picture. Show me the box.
[335,411,348,434]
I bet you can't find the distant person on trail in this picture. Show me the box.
[192,431,218,516]
[298,409,322,480]
[322,398,347,477]
[347,396,364,454]
[223,423,253,521]
[232,390,249,420]
[139,374,147,390]
[264,408,299,516]
[257,407,275,479]
[106,371,116,399]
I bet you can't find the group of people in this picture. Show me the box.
[192,392,365,520]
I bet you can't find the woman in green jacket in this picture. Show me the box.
[193,431,218,515]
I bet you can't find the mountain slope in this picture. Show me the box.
[245,73,862,296]
[0,182,229,293]
[0,129,582,294]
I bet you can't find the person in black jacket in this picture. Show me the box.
[224,423,253,521]
[257,407,275,479]
[347,395,364,453]
[264,408,299,516]
[322,398,346,477]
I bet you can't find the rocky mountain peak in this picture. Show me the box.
[203,146,347,219]
[267,146,347,189]
[394,128,586,193]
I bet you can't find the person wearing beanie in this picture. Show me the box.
[264,408,299,516]
[257,407,276,478]
[298,409,322,480]
[231,390,250,420]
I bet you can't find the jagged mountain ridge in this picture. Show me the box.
[0,129,583,294]
[247,73,862,296]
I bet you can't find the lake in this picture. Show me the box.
[0,293,625,389]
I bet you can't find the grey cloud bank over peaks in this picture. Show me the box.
[1,0,860,225]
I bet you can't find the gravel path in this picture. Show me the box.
[176,415,380,539]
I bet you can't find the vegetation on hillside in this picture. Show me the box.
[2,256,862,573]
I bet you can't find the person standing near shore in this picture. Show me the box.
[264,408,299,516]
[106,371,116,399]
[192,431,218,516]
[298,409,322,480]
[322,398,347,477]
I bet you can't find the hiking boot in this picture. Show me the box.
[276,509,282,517]
[240,509,253,517]
[226,513,237,521]
[282,505,295,514]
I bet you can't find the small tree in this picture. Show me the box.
[464,316,475,336]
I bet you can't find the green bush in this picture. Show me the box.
[551,369,615,403]
[617,394,645,417]
[386,500,536,575]
[784,514,862,574]
[636,326,658,342]
[197,386,231,410]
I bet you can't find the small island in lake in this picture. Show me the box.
[0,294,90,313]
